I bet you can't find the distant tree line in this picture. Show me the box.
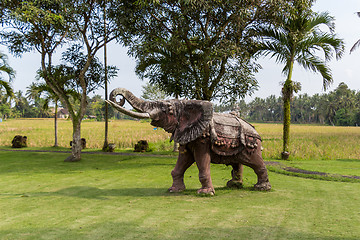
[3,82,359,127]
[215,82,360,127]
[0,90,132,121]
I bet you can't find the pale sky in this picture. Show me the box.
[1,0,359,102]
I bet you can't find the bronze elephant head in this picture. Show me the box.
[106,88,213,145]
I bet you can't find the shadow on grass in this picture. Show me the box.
[46,186,171,199]
[0,221,356,240]
[1,186,258,200]
[0,187,170,200]
[336,159,360,163]
[0,151,175,174]
[44,186,185,199]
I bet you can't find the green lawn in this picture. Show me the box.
[0,151,359,239]
[2,119,360,160]
[284,159,360,176]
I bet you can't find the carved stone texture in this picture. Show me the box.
[107,87,271,194]
[70,138,86,149]
[281,151,290,160]
[211,113,261,157]
[11,135,27,148]
[108,143,116,152]
[134,140,149,152]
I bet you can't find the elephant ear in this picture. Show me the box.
[173,100,213,145]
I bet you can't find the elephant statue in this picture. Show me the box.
[106,88,271,195]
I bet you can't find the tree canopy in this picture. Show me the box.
[0,0,121,161]
[257,5,344,158]
[119,0,313,102]
[0,51,15,99]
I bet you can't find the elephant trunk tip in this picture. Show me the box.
[105,99,150,119]
[109,88,128,107]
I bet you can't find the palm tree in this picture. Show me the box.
[350,12,360,53]
[28,67,79,147]
[0,51,15,100]
[27,82,62,147]
[258,9,344,159]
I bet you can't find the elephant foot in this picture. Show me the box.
[226,180,243,189]
[254,181,271,191]
[197,187,215,196]
[168,185,185,193]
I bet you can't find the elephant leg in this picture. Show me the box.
[168,145,195,193]
[193,139,215,195]
[241,140,271,191]
[226,163,244,189]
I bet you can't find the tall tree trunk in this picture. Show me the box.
[102,2,109,151]
[54,101,58,147]
[282,92,291,154]
[65,118,82,162]
[281,59,294,160]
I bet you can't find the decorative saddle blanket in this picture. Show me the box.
[211,113,261,156]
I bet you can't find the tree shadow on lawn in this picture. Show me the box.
[0,221,355,240]
[55,186,175,199]
[0,151,175,175]
[336,159,360,163]
[23,185,257,200]
[0,186,169,200]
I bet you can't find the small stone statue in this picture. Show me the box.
[12,135,27,148]
[134,140,149,152]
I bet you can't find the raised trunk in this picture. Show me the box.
[110,88,148,112]
[65,118,82,162]
[107,88,150,119]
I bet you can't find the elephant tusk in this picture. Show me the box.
[105,100,150,119]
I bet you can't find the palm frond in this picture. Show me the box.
[0,52,15,82]
[260,43,289,63]
[258,27,289,44]
[350,12,360,53]
[0,79,14,97]
[308,12,335,33]
[297,55,333,90]
[350,39,360,54]
[257,27,291,66]
[65,89,81,100]
[299,32,344,60]
[42,97,51,110]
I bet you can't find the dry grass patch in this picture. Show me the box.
[0,119,171,149]
[254,123,360,160]
[1,119,360,160]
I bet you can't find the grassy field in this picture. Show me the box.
[0,151,359,240]
[0,119,359,239]
[0,118,172,150]
[1,118,360,160]
[256,123,360,160]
